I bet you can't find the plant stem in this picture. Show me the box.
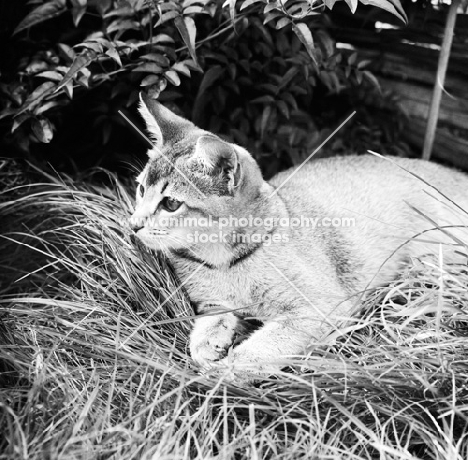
[422,0,461,160]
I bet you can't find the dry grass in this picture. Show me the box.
[1,159,468,460]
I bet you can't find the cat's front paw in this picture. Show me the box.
[218,349,280,386]
[190,314,238,367]
[190,333,234,366]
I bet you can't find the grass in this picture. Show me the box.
[1,158,468,460]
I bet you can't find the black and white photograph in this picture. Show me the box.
[1,0,468,458]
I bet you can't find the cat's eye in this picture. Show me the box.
[137,183,145,198]
[161,197,183,212]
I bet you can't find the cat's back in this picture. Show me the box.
[269,155,468,290]
[270,155,468,217]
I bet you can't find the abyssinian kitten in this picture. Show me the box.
[131,92,468,383]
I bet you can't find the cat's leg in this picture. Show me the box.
[190,312,240,367]
[218,318,310,378]
[217,306,349,384]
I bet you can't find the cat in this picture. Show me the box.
[130,91,468,384]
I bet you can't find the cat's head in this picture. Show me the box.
[130,92,267,263]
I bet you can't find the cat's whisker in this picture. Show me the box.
[121,159,145,175]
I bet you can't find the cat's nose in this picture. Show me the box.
[131,223,144,233]
[129,216,144,233]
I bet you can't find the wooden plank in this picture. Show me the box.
[380,78,468,131]
[403,118,468,171]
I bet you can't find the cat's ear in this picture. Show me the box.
[138,92,193,148]
[191,136,242,192]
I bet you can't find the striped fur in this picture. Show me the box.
[131,92,468,384]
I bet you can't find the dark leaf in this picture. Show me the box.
[183,5,205,14]
[164,70,181,86]
[70,0,87,26]
[172,62,191,77]
[287,1,309,16]
[80,41,103,53]
[126,89,140,107]
[105,47,122,66]
[363,70,381,91]
[328,71,341,92]
[192,65,225,122]
[343,0,358,13]
[277,100,290,119]
[264,3,279,14]
[316,29,334,58]
[290,85,308,95]
[257,83,277,94]
[131,0,148,11]
[159,2,180,12]
[12,114,31,133]
[197,65,224,99]
[140,54,171,66]
[240,0,263,10]
[276,34,289,55]
[322,0,339,8]
[34,100,62,115]
[36,71,64,82]
[355,70,363,85]
[223,0,237,22]
[32,117,54,143]
[359,0,407,23]
[282,92,298,111]
[107,19,140,34]
[0,108,17,121]
[261,105,272,139]
[357,59,372,69]
[104,5,133,18]
[141,75,161,86]
[89,36,112,47]
[25,60,49,75]
[151,34,175,44]
[256,21,274,47]
[57,43,76,63]
[292,23,317,65]
[151,45,176,59]
[14,0,67,34]
[278,67,299,90]
[276,17,290,29]
[183,59,201,71]
[251,95,276,104]
[75,68,91,87]
[174,16,201,70]
[133,63,164,73]
[156,10,179,26]
[64,81,73,99]
[92,0,112,15]
[345,65,351,79]
[56,49,97,91]
[228,63,237,80]
[17,82,56,116]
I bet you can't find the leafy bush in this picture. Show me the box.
[0,0,408,174]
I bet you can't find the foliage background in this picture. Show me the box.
[0,0,420,179]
